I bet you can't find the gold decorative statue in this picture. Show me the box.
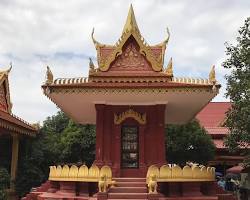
[98,175,107,193]
[148,174,157,194]
[45,66,53,85]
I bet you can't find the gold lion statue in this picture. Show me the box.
[98,175,107,193]
[148,174,157,194]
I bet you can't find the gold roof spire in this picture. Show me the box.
[209,65,216,83]
[164,57,173,76]
[122,4,140,34]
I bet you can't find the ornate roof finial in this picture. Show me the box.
[122,4,140,34]
[45,66,53,85]
[209,65,216,83]
[91,28,100,49]
[89,57,96,75]
[7,62,12,73]
[209,65,218,92]
[164,57,173,76]
[162,27,170,45]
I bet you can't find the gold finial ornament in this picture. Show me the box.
[164,57,173,76]
[7,62,12,73]
[89,57,96,75]
[209,65,216,83]
[209,65,218,92]
[91,28,104,49]
[122,4,140,34]
[45,66,53,85]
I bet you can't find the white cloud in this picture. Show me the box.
[0,0,249,123]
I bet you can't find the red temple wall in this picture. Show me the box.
[94,104,166,177]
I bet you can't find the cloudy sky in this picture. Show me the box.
[0,0,249,124]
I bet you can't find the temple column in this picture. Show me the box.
[156,104,166,165]
[10,134,19,190]
[139,125,146,175]
[112,124,121,177]
[94,104,105,166]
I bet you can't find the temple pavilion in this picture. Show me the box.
[29,5,232,200]
[0,66,37,199]
[42,5,220,177]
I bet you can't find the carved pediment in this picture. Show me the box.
[109,37,152,72]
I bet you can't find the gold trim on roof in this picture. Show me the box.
[114,108,146,125]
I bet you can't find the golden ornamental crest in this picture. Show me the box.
[114,108,146,125]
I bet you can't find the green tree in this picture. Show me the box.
[0,167,10,200]
[15,111,96,197]
[166,120,215,165]
[223,18,250,160]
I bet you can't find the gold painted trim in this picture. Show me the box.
[114,108,146,125]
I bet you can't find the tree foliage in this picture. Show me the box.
[15,111,96,197]
[166,120,215,165]
[0,168,9,200]
[223,18,250,155]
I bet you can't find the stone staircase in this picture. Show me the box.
[108,178,148,200]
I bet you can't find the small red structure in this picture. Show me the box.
[0,66,37,199]
[23,4,236,200]
[196,102,245,168]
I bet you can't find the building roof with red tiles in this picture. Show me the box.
[196,102,232,128]
[0,110,37,136]
[196,102,232,150]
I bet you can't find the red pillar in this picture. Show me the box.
[94,104,105,166]
[139,125,146,175]
[156,104,166,165]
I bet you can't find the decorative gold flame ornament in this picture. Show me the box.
[114,108,146,125]
[164,57,173,76]
[45,66,53,85]
[209,65,216,83]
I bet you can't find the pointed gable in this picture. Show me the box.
[109,36,153,72]
[0,68,12,113]
[91,5,170,74]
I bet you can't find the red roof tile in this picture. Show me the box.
[0,110,37,136]
[205,127,229,135]
[196,102,231,128]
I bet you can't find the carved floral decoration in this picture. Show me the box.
[114,108,146,125]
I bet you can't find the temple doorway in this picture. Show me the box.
[120,125,140,177]
[121,125,139,169]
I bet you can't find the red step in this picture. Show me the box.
[109,187,147,193]
[108,193,148,199]
[113,178,146,182]
[115,182,146,187]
